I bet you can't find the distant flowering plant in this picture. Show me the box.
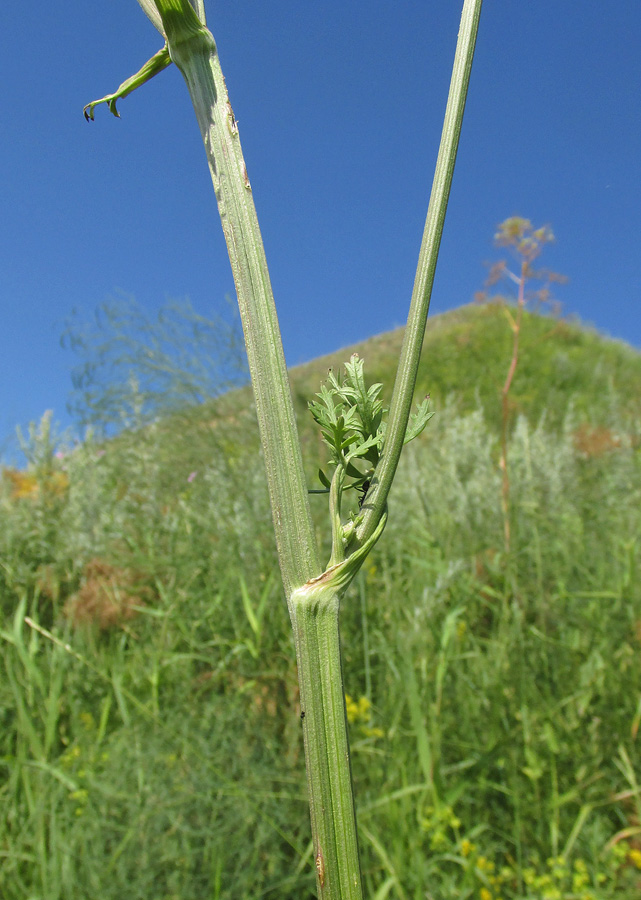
[2,466,69,502]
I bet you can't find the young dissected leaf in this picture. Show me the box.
[309,384,343,428]
[342,355,385,437]
[318,468,331,489]
[404,396,434,445]
[310,354,386,507]
[346,432,383,460]
[339,432,361,453]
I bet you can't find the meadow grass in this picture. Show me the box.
[2,311,641,899]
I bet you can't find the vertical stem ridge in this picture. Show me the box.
[293,593,362,898]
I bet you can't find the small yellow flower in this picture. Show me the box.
[477,856,494,872]
[550,859,567,880]
[345,694,372,724]
[542,889,561,900]
[61,745,82,765]
[479,888,492,900]
[522,867,536,886]
[572,872,589,891]
[345,694,359,724]
[629,848,641,869]
[460,838,474,857]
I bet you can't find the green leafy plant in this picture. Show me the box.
[309,354,432,566]
[83,0,483,895]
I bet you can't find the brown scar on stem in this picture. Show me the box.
[242,162,251,190]
[304,563,341,588]
[315,850,325,887]
[226,100,238,135]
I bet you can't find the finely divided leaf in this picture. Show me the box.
[404,397,434,445]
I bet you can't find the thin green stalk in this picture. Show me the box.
[499,259,527,554]
[358,0,483,544]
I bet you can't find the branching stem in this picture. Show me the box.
[84,1,483,895]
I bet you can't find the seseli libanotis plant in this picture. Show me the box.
[84,0,483,896]
[475,217,567,554]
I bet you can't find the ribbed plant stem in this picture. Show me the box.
[292,589,362,899]
[156,1,320,597]
[149,4,363,896]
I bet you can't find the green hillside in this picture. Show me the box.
[126,301,641,500]
[2,303,641,899]
[290,301,641,428]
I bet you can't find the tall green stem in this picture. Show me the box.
[137,4,365,896]
[294,589,362,898]
[154,0,320,597]
[358,0,483,544]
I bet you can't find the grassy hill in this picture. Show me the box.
[2,303,641,899]
[290,301,641,427]
[122,301,641,502]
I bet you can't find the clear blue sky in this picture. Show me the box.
[2,1,640,460]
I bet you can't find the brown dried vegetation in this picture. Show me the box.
[63,558,150,630]
[573,423,623,458]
